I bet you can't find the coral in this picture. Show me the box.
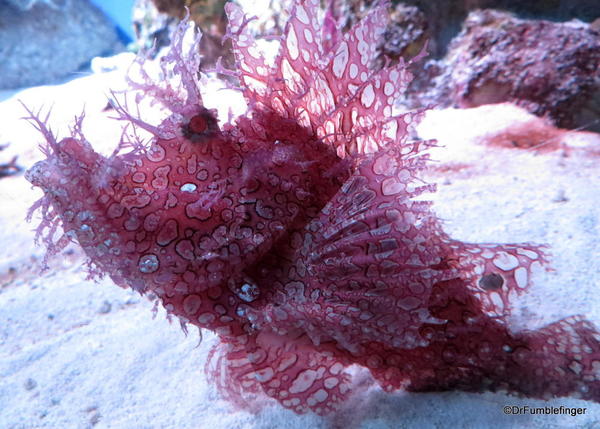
[24,0,599,417]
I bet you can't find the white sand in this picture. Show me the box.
[0,62,598,428]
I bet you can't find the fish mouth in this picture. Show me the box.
[25,159,73,202]
[25,160,53,189]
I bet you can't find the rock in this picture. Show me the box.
[333,2,600,132]
[0,0,122,89]
[422,10,600,130]
[328,0,598,59]
[379,4,428,61]
[394,0,599,58]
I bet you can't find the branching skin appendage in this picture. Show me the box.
[24,0,599,418]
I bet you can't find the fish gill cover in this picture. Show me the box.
[23,0,600,418]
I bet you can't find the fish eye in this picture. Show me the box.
[183,108,219,142]
[189,115,207,134]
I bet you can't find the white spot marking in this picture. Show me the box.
[180,183,197,192]
[289,369,317,394]
[493,252,519,271]
[330,363,343,375]
[303,28,313,43]
[311,389,328,403]
[382,119,398,140]
[281,58,303,94]
[482,249,494,259]
[517,248,539,259]
[286,26,299,60]
[490,292,504,312]
[361,84,375,108]
[384,81,394,96]
[514,267,528,288]
[254,367,275,383]
[296,5,309,24]
[381,178,404,195]
[324,377,338,389]
[198,313,215,324]
[332,42,349,78]
[138,254,159,273]
[183,295,202,315]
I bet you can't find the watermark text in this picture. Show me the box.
[503,405,587,417]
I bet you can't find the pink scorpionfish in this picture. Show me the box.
[24,0,600,416]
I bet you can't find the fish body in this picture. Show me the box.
[25,0,599,416]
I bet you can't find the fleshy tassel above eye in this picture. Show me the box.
[109,15,208,143]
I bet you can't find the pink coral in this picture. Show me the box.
[25,0,599,416]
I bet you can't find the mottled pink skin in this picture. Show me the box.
[25,0,599,417]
